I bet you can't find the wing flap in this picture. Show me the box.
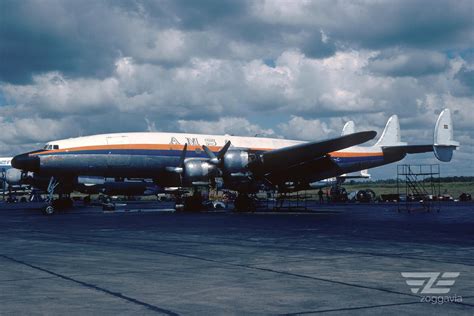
[261,131,377,173]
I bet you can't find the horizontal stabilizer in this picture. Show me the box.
[339,169,371,179]
[262,131,377,173]
[383,144,433,155]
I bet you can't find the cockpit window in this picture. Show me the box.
[43,144,56,150]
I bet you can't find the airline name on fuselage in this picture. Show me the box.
[169,136,229,147]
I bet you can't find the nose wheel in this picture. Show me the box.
[41,177,73,215]
[43,204,55,215]
[42,177,59,215]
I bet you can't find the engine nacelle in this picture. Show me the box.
[5,168,24,185]
[221,150,260,191]
[183,158,218,186]
[223,150,251,174]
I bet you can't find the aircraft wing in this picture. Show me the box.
[261,131,377,174]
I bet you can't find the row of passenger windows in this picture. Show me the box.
[43,144,59,150]
[40,146,225,152]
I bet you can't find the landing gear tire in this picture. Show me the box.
[52,198,73,210]
[183,194,204,212]
[43,204,55,215]
[234,193,255,212]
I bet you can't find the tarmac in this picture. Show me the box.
[0,200,473,315]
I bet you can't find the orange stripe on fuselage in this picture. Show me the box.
[31,144,273,156]
[31,144,384,158]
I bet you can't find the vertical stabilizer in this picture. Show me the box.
[360,169,371,178]
[341,121,355,136]
[374,115,407,147]
[433,109,459,162]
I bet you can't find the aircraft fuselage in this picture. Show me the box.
[12,132,395,187]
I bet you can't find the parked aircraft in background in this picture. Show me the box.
[0,157,12,193]
[12,109,459,214]
[0,157,12,169]
[0,157,28,190]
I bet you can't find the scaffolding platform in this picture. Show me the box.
[397,164,441,212]
[256,190,314,211]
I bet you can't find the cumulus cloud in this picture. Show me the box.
[367,49,448,77]
[177,117,275,137]
[2,72,120,116]
[455,65,474,94]
[278,116,336,141]
[0,116,80,145]
[254,0,474,49]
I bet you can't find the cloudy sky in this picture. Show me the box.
[0,0,473,178]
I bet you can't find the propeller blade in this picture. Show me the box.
[202,141,231,165]
[202,145,217,160]
[217,141,231,160]
[178,144,187,168]
[165,144,188,174]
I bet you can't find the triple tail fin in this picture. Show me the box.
[378,109,459,162]
[341,121,355,136]
[433,109,460,162]
[374,115,407,147]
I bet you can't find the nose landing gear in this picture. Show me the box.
[42,177,73,215]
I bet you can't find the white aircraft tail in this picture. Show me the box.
[374,115,407,147]
[360,169,371,178]
[341,121,355,136]
[433,109,459,162]
[374,108,459,162]
[339,169,371,179]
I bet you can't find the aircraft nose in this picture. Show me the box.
[11,153,40,172]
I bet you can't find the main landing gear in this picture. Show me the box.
[42,177,73,215]
[174,189,204,212]
[234,192,256,212]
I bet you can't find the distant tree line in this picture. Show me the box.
[421,176,474,183]
[347,176,474,185]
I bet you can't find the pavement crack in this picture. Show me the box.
[0,233,432,300]
[61,237,420,299]
[280,301,423,315]
[0,254,179,316]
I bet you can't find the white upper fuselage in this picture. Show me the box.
[46,132,302,151]
[45,132,379,153]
